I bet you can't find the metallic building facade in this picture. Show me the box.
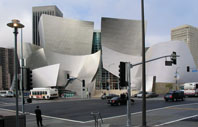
[0,47,14,90]
[39,14,94,55]
[32,5,63,46]
[101,17,142,90]
[171,25,198,68]
[92,31,119,90]
[142,41,198,91]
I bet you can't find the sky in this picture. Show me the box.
[0,0,198,48]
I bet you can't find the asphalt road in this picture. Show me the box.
[0,96,198,122]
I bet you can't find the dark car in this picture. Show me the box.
[108,94,135,106]
[101,93,119,100]
[146,92,159,98]
[164,91,185,102]
[133,91,142,97]
[136,91,159,98]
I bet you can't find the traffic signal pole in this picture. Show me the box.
[131,54,179,68]
[119,52,179,127]
[129,53,179,127]
[126,62,131,127]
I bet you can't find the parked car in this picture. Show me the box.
[101,93,119,100]
[108,93,135,106]
[164,91,185,102]
[146,92,159,98]
[136,91,158,98]
[133,91,142,97]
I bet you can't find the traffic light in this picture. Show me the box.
[26,68,33,90]
[171,52,177,65]
[187,66,190,72]
[119,62,127,87]
[82,80,85,87]
[67,74,70,79]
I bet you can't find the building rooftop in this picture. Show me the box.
[171,24,198,31]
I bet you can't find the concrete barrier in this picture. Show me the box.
[0,109,26,127]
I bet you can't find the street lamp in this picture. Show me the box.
[141,0,147,126]
[7,19,24,127]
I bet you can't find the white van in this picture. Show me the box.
[0,90,14,97]
[183,82,198,96]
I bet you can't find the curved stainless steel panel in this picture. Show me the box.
[144,41,198,84]
[33,64,60,88]
[39,14,94,55]
[101,17,142,56]
[26,48,48,69]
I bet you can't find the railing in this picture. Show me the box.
[91,112,103,127]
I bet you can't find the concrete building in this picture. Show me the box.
[171,25,198,68]
[32,5,63,46]
[0,47,14,90]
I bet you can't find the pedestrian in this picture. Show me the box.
[35,106,43,127]
[86,90,89,99]
[89,92,91,98]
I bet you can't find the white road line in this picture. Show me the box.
[1,102,198,124]
[85,102,198,123]
[0,108,86,124]
[0,107,16,112]
[41,114,86,124]
[155,114,198,126]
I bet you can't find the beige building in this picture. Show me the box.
[0,47,14,90]
[171,25,198,68]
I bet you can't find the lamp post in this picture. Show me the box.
[141,0,147,126]
[7,19,24,127]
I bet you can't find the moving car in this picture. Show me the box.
[164,91,185,102]
[108,93,135,106]
[136,91,159,98]
[101,93,119,100]
[146,92,159,98]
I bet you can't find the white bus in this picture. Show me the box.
[0,90,14,97]
[29,88,58,99]
[184,82,198,96]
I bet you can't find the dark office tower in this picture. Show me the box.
[32,5,63,46]
[0,47,14,90]
[92,31,101,53]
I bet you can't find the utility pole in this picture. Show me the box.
[126,62,131,127]
[141,0,146,126]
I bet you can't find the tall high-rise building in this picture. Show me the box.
[32,5,63,46]
[171,25,198,67]
[0,47,14,90]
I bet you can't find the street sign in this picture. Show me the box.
[192,70,198,72]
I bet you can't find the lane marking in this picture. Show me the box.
[1,102,198,124]
[155,114,198,126]
[85,102,198,123]
[168,107,198,111]
[0,108,86,124]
